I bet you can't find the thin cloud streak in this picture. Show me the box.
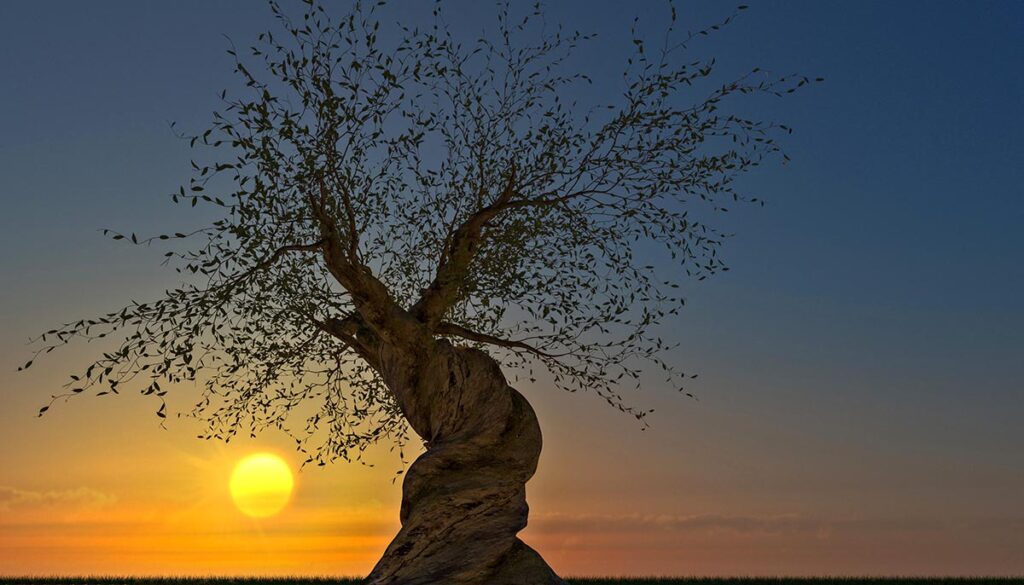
[530,512,1024,537]
[0,485,116,511]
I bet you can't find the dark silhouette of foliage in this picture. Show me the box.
[27,1,817,467]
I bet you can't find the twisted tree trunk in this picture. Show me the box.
[366,339,564,585]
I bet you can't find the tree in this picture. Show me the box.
[27,2,816,583]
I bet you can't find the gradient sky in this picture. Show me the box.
[2,0,1023,577]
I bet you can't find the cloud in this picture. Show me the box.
[531,512,821,535]
[0,485,117,511]
[529,512,1024,541]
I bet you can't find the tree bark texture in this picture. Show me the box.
[366,340,564,585]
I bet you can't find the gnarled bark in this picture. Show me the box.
[366,340,564,585]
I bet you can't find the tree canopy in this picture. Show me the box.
[27,1,816,466]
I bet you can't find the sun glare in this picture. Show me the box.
[229,453,294,518]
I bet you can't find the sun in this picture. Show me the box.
[229,453,294,518]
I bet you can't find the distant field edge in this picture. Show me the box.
[3,577,1024,585]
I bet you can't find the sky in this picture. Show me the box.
[1,0,1023,578]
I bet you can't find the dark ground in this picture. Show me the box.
[1,578,1022,584]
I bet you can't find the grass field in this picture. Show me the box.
[1,578,1022,585]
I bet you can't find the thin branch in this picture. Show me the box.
[436,321,563,359]
[223,240,324,290]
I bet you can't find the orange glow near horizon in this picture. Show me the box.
[0,433,402,578]
[2,324,1023,578]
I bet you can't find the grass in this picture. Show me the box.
[1,578,1022,585]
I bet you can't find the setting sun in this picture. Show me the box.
[229,453,294,518]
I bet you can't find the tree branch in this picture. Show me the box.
[321,174,361,263]
[307,190,425,347]
[412,164,518,327]
[436,321,560,359]
[223,240,324,291]
[309,312,380,367]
